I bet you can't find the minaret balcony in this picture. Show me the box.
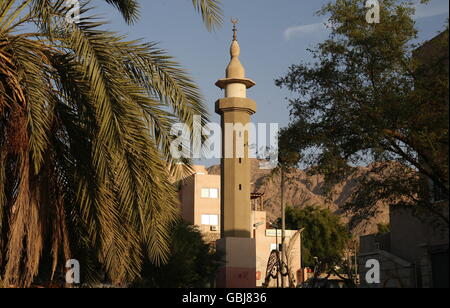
[215,97,257,115]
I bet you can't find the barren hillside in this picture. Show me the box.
[208,160,389,237]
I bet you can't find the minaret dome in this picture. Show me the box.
[216,19,255,98]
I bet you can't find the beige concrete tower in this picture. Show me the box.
[215,21,256,238]
[215,20,257,288]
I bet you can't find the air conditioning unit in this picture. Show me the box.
[210,226,218,232]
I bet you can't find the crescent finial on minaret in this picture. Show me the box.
[231,18,239,41]
[215,18,255,91]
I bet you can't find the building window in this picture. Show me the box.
[201,214,219,226]
[201,188,219,199]
[429,179,448,203]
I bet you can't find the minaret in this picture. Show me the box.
[215,20,257,288]
[215,20,256,238]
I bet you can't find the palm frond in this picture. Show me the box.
[191,0,223,31]
[0,0,210,287]
[104,0,140,24]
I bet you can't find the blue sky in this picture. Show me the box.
[96,0,448,166]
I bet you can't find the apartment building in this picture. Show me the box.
[179,166,302,287]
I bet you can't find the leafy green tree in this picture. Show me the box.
[285,206,351,268]
[377,223,390,235]
[277,0,448,226]
[0,0,222,287]
[133,222,223,288]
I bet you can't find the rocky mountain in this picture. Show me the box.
[208,160,389,237]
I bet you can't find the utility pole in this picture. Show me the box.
[299,228,305,284]
[276,225,279,289]
[354,241,358,285]
[281,167,286,288]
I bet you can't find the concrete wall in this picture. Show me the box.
[253,211,301,287]
[180,166,221,241]
[180,176,195,224]
[359,205,449,288]
[358,250,416,288]
[390,205,449,267]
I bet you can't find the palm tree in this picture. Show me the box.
[0,0,222,287]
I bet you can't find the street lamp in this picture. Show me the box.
[253,221,264,238]
[254,222,264,228]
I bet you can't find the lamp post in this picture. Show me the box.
[298,228,305,284]
[280,168,286,288]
